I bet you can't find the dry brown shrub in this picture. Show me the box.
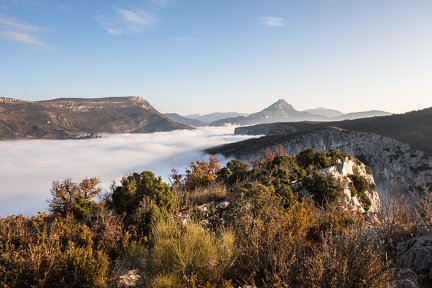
[0,213,109,288]
[411,185,432,226]
[305,228,392,288]
[234,198,318,286]
[370,190,415,261]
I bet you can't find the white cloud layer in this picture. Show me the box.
[261,17,285,27]
[96,8,158,35]
[0,127,254,216]
[0,15,46,45]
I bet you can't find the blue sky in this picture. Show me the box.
[1,0,431,115]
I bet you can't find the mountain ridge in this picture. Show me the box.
[209,99,390,126]
[0,96,191,140]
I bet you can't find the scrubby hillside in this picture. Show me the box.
[207,127,432,198]
[3,150,432,287]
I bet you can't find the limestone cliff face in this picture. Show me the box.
[317,159,380,212]
[209,128,432,197]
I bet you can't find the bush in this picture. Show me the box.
[302,172,343,206]
[306,228,391,288]
[112,171,175,238]
[297,149,331,172]
[150,218,236,287]
[0,213,109,288]
[48,177,101,220]
[174,182,228,207]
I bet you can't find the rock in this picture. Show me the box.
[216,201,230,209]
[397,235,432,275]
[316,159,380,212]
[209,128,432,199]
[118,269,141,287]
[391,268,419,288]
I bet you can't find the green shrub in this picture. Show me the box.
[112,171,175,238]
[297,149,331,172]
[302,172,343,206]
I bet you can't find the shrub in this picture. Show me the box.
[184,155,222,190]
[297,149,331,172]
[48,177,101,220]
[302,172,343,206]
[0,213,109,288]
[233,190,318,286]
[112,171,175,238]
[306,228,392,288]
[172,181,228,211]
[326,149,351,165]
[150,218,236,287]
[371,191,415,261]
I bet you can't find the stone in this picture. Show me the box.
[397,235,432,275]
[391,269,419,288]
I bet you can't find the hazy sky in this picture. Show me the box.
[0,127,253,216]
[1,0,432,115]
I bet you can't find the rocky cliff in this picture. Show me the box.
[315,159,380,212]
[206,128,432,197]
[0,96,191,139]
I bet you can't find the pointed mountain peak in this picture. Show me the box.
[263,99,296,112]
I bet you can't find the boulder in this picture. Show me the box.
[391,268,419,288]
[397,235,432,276]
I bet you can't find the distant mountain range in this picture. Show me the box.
[186,112,250,124]
[164,113,208,127]
[0,96,396,139]
[0,96,190,140]
[165,99,390,127]
[209,99,390,126]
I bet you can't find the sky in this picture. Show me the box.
[1,0,432,115]
[0,126,254,216]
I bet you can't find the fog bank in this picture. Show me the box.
[0,127,254,217]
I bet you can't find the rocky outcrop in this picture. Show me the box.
[397,228,432,276]
[0,96,191,140]
[206,128,432,197]
[316,159,380,212]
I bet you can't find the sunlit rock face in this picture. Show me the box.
[316,159,380,212]
[238,128,432,198]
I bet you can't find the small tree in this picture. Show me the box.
[184,155,221,190]
[48,177,101,220]
[112,171,175,238]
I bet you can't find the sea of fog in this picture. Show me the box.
[0,126,255,217]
